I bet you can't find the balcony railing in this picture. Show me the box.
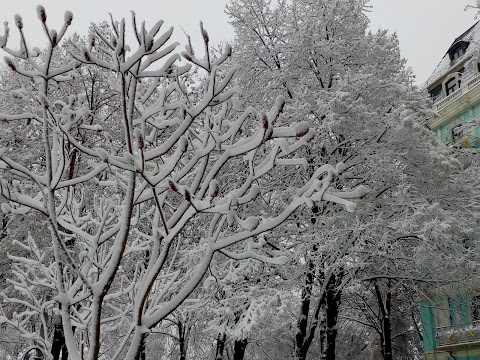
[434,87,463,110]
[432,73,480,112]
[436,320,480,348]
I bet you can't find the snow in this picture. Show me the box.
[0,4,450,360]
[36,5,47,23]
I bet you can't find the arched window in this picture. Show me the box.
[448,41,470,63]
[445,77,458,95]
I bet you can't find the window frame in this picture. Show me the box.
[445,78,458,96]
[448,41,470,62]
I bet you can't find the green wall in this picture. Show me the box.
[420,300,438,352]
[437,106,479,146]
[421,295,473,354]
[449,295,472,326]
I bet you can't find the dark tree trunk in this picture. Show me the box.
[61,344,69,360]
[0,215,7,240]
[233,339,248,360]
[374,279,393,360]
[50,325,70,360]
[383,280,393,360]
[178,321,187,360]
[51,160,78,360]
[293,202,348,360]
[51,315,68,360]
[293,158,319,360]
[215,333,227,360]
[318,324,326,360]
[321,272,343,360]
[294,246,317,360]
[295,267,343,360]
[135,334,146,360]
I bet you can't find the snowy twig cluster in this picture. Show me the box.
[0,7,365,359]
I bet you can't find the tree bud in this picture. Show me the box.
[64,10,73,26]
[14,14,23,30]
[36,5,47,23]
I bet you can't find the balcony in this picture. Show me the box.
[433,73,480,112]
[436,320,480,349]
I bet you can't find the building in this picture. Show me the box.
[420,21,480,360]
[425,21,480,148]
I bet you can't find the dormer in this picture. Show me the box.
[448,41,470,63]
[424,21,480,93]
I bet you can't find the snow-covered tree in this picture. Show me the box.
[225,1,480,359]
[0,7,365,360]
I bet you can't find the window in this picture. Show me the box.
[448,41,470,63]
[449,297,458,326]
[449,296,472,326]
[429,84,442,102]
[451,124,463,143]
[445,78,458,95]
[472,295,480,322]
[452,47,465,61]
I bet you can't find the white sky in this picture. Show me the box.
[368,0,476,84]
[0,0,478,85]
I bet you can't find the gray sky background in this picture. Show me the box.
[368,0,476,84]
[0,0,478,85]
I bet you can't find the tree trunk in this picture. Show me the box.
[51,315,68,360]
[215,333,227,360]
[51,157,77,360]
[295,266,343,360]
[134,334,146,360]
[179,321,187,360]
[294,246,316,360]
[50,325,70,360]
[61,343,69,360]
[233,339,248,360]
[374,279,393,360]
[383,280,393,360]
[321,272,343,360]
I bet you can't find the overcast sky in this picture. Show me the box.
[368,0,476,84]
[0,0,478,85]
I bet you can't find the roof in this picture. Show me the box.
[425,21,480,89]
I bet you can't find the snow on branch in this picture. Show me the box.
[0,8,365,360]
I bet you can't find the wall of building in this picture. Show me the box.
[436,104,480,147]
[420,295,478,354]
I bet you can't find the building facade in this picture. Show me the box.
[425,21,480,149]
[421,21,480,360]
